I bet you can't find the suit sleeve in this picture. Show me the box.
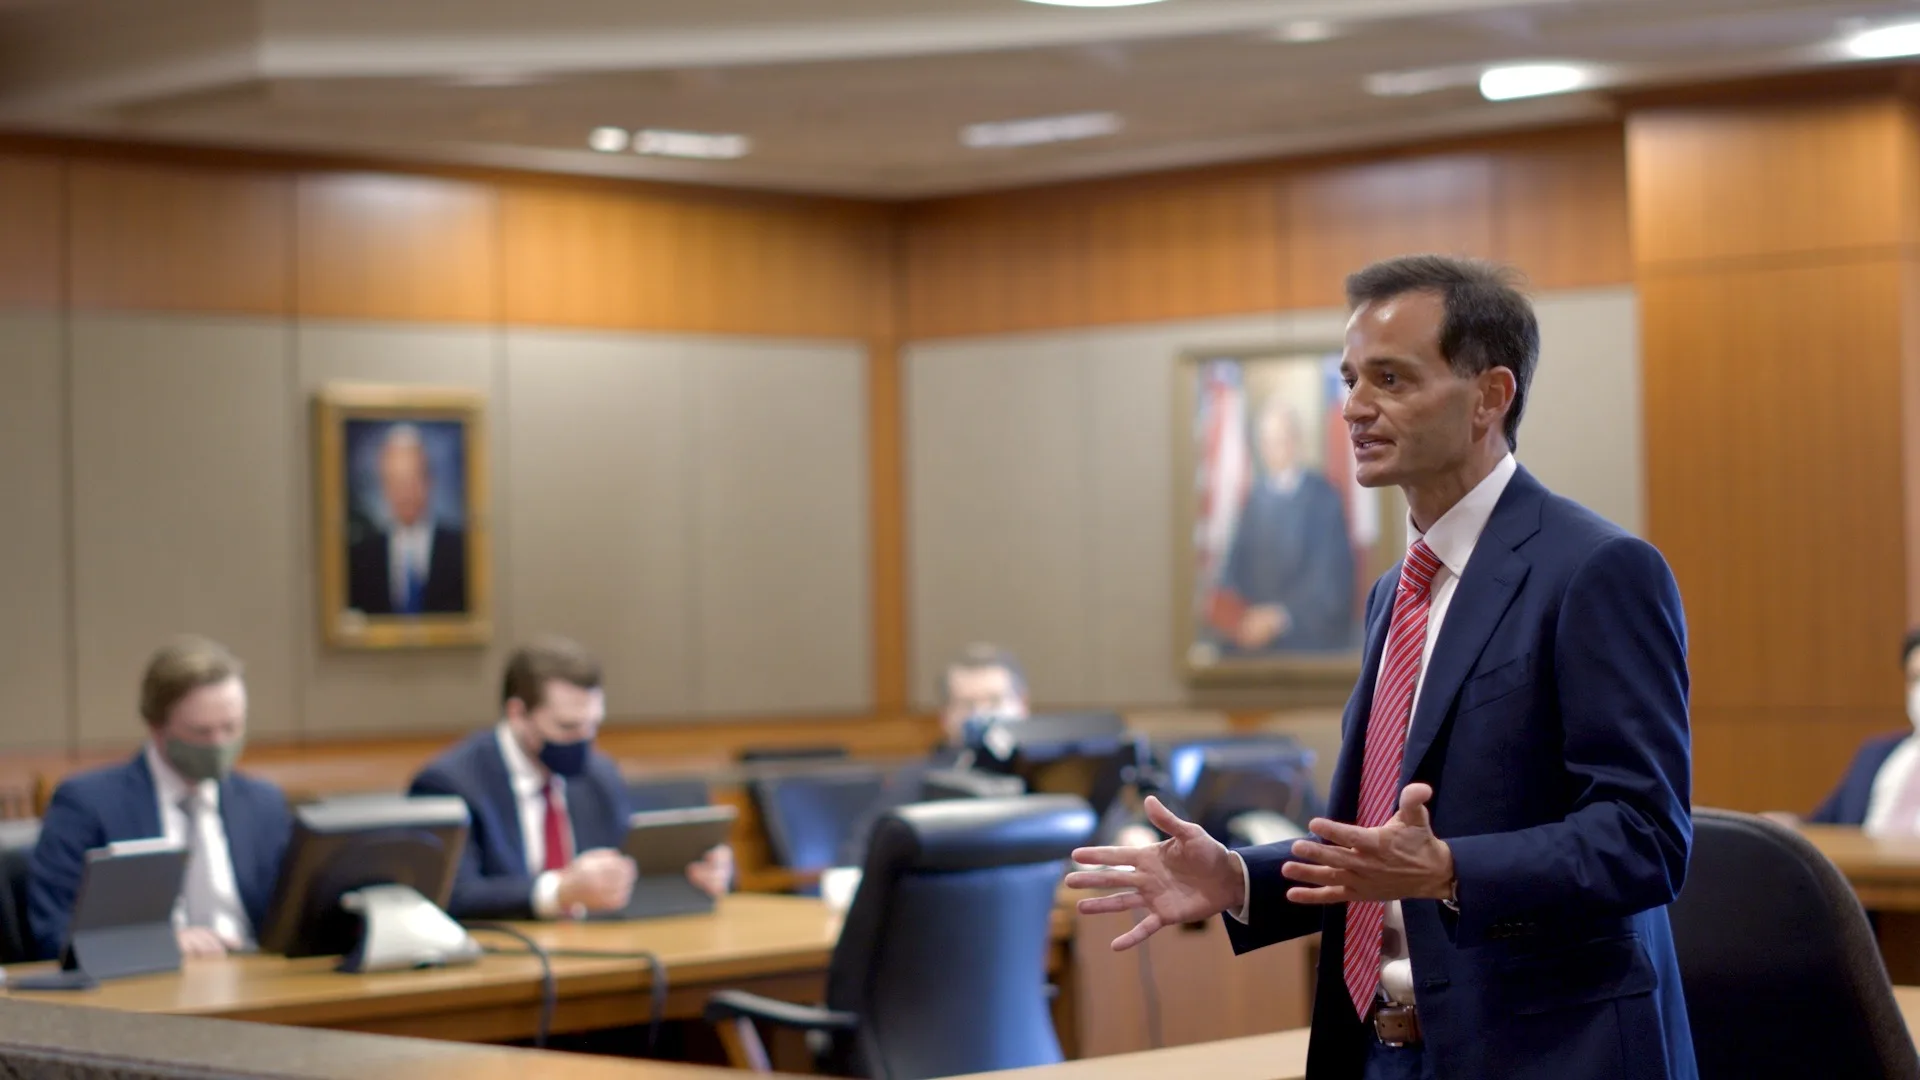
[243,781,294,934]
[1806,741,1883,825]
[1444,536,1692,946]
[27,783,108,960]
[408,768,538,921]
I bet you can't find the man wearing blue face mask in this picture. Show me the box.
[27,636,291,960]
[410,637,732,920]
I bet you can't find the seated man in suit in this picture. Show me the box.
[347,423,468,616]
[936,641,1030,765]
[28,636,291,960]
[410,637,732,920]
[1807,628,1920,832]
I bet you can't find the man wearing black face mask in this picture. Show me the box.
[410,637,732,920]
[27,636,291,960]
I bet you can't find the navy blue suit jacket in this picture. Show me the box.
[26,754,290,961]
[1226,466,1697,1080]
[408,729,630,920]
[1809,733,1908,825]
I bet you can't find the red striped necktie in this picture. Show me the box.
[1343,539,1442,1020]
[542,779,573,873]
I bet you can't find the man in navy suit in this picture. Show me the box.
[346,424,468,616]
[28,637,291,961]
[410,638,732,920]
[1804,629,1920,829]
[1069,255,1696,1080]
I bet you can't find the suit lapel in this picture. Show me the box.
[125,753,162,840]
[1329,576,1399,820]
[1398,469,1544,786]
[476,734,529,870]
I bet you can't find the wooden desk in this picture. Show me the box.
[1797,826,1920,981]
[4,894,840,1043]
[956,985,1920,1080]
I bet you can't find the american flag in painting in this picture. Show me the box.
[1193,360,1251,619]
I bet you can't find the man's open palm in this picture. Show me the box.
[1064,796,1246,951]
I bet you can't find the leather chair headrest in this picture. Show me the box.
[874,795,1095,872]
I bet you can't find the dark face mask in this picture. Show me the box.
[165,736,243,784]
[537,737,593,778]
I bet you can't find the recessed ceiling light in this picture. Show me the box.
[1846,22,1920,59]
[1479,63,1587,101]
[1273,20,1338,44]
[633,129,751,160]
[962,111,1122,149]
[587,126,629,153]
[1021,0,1168,6]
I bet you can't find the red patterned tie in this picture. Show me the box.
[1343,539,1442,1020]
[542,779,573,873]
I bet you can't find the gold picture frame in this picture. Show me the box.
[1173,346,1406,691]
[314,383,492,649]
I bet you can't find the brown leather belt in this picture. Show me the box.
[1369,1001,1423,1048]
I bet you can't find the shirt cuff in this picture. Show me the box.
[1228,850,1252,924]
[532,870,563,920]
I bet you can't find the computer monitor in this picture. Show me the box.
[973,712,1137,821]
[1177,739,1320,845]
[257,794,472,969]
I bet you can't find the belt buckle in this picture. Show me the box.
[1370,1001,1422,1048]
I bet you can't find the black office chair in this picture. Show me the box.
[1669,808,1920,1080]
[752,766,888,881]
[738,746,850,764]
[625,776,713,813]
[706,794,1095,1079]
[0,817,41,963]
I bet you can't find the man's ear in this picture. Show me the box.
[1478,367,1517,432]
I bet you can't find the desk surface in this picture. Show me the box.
[3,894,840,1037]
[958,985,1920,1080]
[1797,825,1920,909]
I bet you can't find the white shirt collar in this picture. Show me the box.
[1266,466,1303,496]
[1409,454,1518,579]
[143,739,218,810]
[495,721,554,798]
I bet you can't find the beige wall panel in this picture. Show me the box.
[503,330,696,718]
[1523,288,1643,535]
[0,315,72,750]
[908,339,1091,709]
[69,315,299,745]
[294,322,505,737]
[688,340,872,714]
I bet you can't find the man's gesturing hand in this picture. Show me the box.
[1064,796,1246,951]
[1281,783,1456,904]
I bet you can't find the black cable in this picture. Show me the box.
[535,946,668,1054]
[463,923,556,1050]
[1133,912,1164,1051]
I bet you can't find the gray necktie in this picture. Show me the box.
[177,790,219,930]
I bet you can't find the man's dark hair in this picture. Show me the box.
[1903,628,1920,668]
[501,636,603,711]
[1345,254,1539,451]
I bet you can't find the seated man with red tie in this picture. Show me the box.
[410,637,731,920]
[27,636,291,960]
[1807,629,1920,832]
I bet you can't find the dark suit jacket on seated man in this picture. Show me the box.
[1068,255,1697,1080]
[345,424,467,616]
[410,638,732,920]
[1806,629,1920,831]
[29,637,290,961]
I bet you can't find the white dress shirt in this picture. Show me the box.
[145,742,253,949]
[1232,454,1518,1007]
[1864,736,1920,835]
[496,723,574,919]
[388,520,436,611]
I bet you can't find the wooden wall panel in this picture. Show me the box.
[1490,125,1633,290]
[1694,708,1896,815]
[68,161,291,315]
[1282,153,1497,309]
[296,174,498,323]
[1642,260,1906,716]
[0,155,63,310]
[1627,96,1913,267]
[497,184,891,338]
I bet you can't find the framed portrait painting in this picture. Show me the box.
[314,384,492,649]
[1174,347,1406,689]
